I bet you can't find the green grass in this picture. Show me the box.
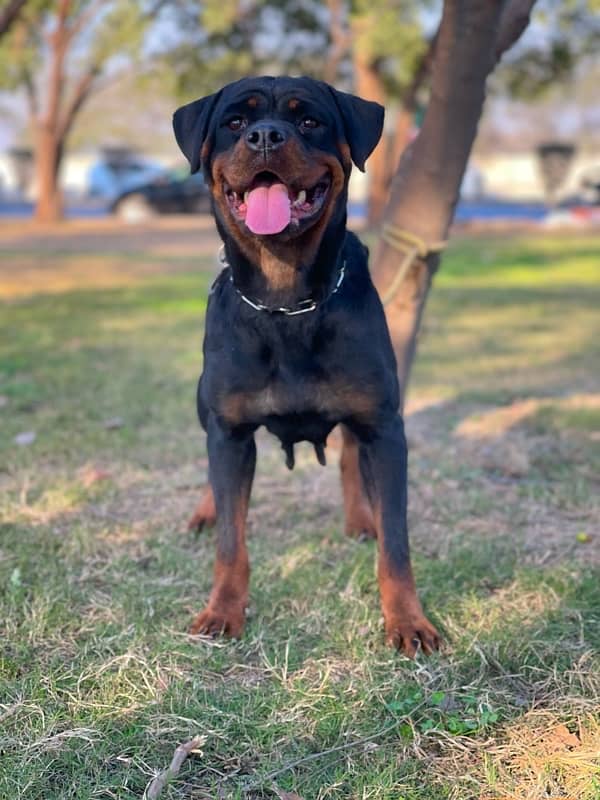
[0,228,599,799]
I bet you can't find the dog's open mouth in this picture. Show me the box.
[224,171,331,235]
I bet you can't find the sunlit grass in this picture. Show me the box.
[439,233,600,285]
[409,234,600,405]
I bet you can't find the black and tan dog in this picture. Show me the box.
[173,76,439,657]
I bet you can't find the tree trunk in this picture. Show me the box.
[33,0,69,223]
[35,127,64,222]
[372,0,537,408]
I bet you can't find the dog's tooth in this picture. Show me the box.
[297,189,306,205]
[243,191,249,203]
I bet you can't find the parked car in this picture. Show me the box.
[109,170,211,221]
[88,153,165,200]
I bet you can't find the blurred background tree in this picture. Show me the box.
[0,0,168,221]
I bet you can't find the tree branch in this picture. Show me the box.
[145,737,204,800]
[68,0,105,41]
[79,55,156,99]
[57,63,100,141]
[0,0,28,38]
[495,0,536,60]
[54,0,169,133]
[55,0,71,29]
[44,0,72,126]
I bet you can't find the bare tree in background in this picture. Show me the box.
[372,0,537,407]
[32,0,100,222]
[0,0,166,222]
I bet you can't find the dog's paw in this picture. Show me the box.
[187,488,217,532]
[385,615,440,658]
[344,503,377,540]
[187,509,217,532]
[189,604,245,638]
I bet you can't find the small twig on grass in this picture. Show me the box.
[144,736,205,799]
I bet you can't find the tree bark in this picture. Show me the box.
[35,127,64,222]
[33,0,70,222]
[372,0,537,408]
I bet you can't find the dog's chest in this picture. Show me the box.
[206,298,386,435]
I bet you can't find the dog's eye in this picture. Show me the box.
[300,117,320,131]
[228,117,247,132]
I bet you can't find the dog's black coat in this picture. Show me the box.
[201,233,399,454]
[172,76,439,654]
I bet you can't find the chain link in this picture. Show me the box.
[216,246,346,315]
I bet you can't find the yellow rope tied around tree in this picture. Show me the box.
[379,223,448,306]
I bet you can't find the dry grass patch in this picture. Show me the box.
[482,712,600,800]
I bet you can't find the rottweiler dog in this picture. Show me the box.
[173,76,439,657]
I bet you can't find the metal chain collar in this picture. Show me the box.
[217,246,346,316]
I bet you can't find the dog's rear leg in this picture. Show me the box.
[189,381,218,531]
[359,416,440,657]
[340,425,377,539]
[188,484,217,531]
[189,415,256,638]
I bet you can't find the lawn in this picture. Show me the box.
[0,221,599,799]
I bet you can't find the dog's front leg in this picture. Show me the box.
[359,416,440,657]
[189,414,256,638]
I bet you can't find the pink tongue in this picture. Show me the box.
[245,183,291,235]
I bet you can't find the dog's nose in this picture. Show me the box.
[245,122,287,152]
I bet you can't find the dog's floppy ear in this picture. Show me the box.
[327,87,384,172]
[173,90,222,175]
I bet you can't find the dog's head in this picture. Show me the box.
[173,76,383,257]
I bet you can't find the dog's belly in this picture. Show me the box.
[264,411,335,447]
[218,376,377,433]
